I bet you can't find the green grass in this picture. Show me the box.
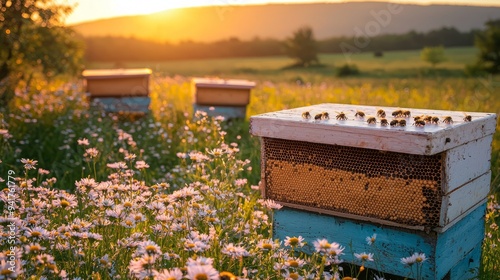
[2,46,500,278]
[87,46,478,78]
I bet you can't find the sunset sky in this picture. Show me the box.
[64,0,500,24]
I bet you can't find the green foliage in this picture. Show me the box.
[335,64,360,77]
[420,46,447,68]
[0,0,84,106]
[284,26,320,67]
[474,19,500,74]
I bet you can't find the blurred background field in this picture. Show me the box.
[87,46,477,77]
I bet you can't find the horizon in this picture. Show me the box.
[64,0,500,25]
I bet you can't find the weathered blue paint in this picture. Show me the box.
[92,97,150,113]
[449,243,482,280]
[274,203,485,279]
[193,104,247,119]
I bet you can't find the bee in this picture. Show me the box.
[402,110,411,118]
[390,120,399,127]
[399,119,407,127]
[302,111,311,119]
[431,116,440,124]
[423,115,433,123]
[414,120,426,127]
[380,118,389,126]
[413,115,422,122]
[463,113,472,122]
[354,110,365,118]
[367,116,377,124]
[443,116,453,124]
[321,111,330,120]
[377,109,386,118]
[336,111,348,121]
[392,109,403,117]
[314,113,323,120]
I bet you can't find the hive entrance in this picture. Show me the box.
[263,137,443,227]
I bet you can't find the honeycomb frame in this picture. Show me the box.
[261,137,444,229]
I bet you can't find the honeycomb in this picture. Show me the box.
[263,137,443,228]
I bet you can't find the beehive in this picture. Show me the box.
[250,103,496,232]
[82,68,152,113]
[251,103,496,279]
[192,78,255,119]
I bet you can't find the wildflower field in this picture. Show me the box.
[1,72,500,279]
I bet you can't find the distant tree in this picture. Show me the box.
[284,26,319,67]
[0,0,84,106]
[474,19,500,74]
[420,46,446,68]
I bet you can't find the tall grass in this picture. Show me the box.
[1,71,499,278]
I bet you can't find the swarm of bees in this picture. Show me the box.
[299,108,472,128]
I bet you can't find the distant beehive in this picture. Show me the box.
[192,78,255,119]
[250,103,496,232]
[82,68,152,113]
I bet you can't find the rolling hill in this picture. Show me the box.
[72,2,500,43]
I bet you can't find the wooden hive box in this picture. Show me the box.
[82,68,152,113]
[192,78,256,119]
[250,103,497,279]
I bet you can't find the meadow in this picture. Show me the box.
[1,46,500,279]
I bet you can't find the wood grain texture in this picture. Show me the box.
[193,104,247,119]
[250,103,497,155]
[440,172,490,228]
[443,135,493,193]
[449,243,482,280]
[274,203,485,279]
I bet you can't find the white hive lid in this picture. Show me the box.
[82,68,152,79]
[250,103,497,155]
[192,77,256,89]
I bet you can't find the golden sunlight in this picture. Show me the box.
[112,0,189,15]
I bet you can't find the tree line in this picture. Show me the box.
[83,27,477,62]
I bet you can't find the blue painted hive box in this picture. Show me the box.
[82,68,152,113]
[250,103,497,279]
[192,78,255,119]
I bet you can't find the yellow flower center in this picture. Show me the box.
[289,260,299,268]
[145,245,157,253]
[1,269,13,275]
[416,257,423,263]
[289,273,299,280]
[30,245,41,252]
[220,271,236,280]
[31,231,41,237]
[262,243,273,250]
[194,273,209,280]
[60,200,70,207]
[99,259,109,265]
[125,220,133,226]
[186,243,196,248]
[134,215,142,221]
[288,237,299,246]
[123,202,133,208]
